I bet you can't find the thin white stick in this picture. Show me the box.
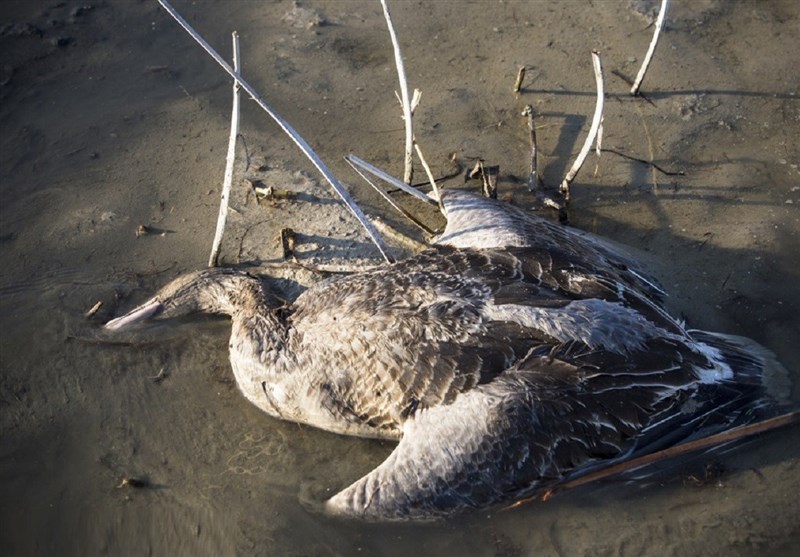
[559,50,604,202]
[157,0,393,263]
[630,0,669,96]
[380,0,414,184]
[208,32,240,268]
[345,155,437,205]
[413,142,442,210]
[345,157,435,235]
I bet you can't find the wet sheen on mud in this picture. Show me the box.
[1,1,799,555]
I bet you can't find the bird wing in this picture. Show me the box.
[323,328,765,521]
[323,341,701,521]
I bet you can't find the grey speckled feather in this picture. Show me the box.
[105,245,790,521]
[435,190,665,302]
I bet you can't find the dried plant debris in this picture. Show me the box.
[279,227,297,259]
[247,178,295,204]
[136,224,169,237]
[148,367,169,384]
[464,161,499,199]
[84,301,103,318]
[513,66,526,93]
[480,164,500,200]
[116,476,148,489]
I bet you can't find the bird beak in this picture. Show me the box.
[104,299,164,331]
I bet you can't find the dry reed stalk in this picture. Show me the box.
[631,0,669,96]
[345,155,438,205]
[558,50,605,203]
[208,31,240,267]
[380,0,415,184]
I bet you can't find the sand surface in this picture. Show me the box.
[1,0,799,555]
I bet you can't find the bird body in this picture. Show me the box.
[106,242,790,520]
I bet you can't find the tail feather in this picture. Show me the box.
[690,330,792,403]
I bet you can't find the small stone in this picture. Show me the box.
[50,36,73,47]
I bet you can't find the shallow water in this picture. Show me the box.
[2,0,799,555]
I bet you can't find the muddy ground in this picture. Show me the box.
[1,0,799,555]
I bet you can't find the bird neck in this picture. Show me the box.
[191,272,274,315]
[228,302,296,418]
[218,274,289,362]
[198,272,290,369]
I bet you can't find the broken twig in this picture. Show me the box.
[602,148,685,176]
[522,105,540,193]
[208,31,240,268]
[157,0,393,263]
[630,0,669,96]
[479,163,499,199]
[559,50,604,203]
[84,301,103,318]
[148,367,168,383]
[279,227,297,260]
[380,0,414,184]
[413,142,442,207]
[346,155,438,205]
[345,156,435,235]
[117,476,148,489]
[513,66,526,94]
[504,410,800,511]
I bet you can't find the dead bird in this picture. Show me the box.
[104,244,791,521]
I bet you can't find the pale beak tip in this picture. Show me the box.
[104,300,163,331]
